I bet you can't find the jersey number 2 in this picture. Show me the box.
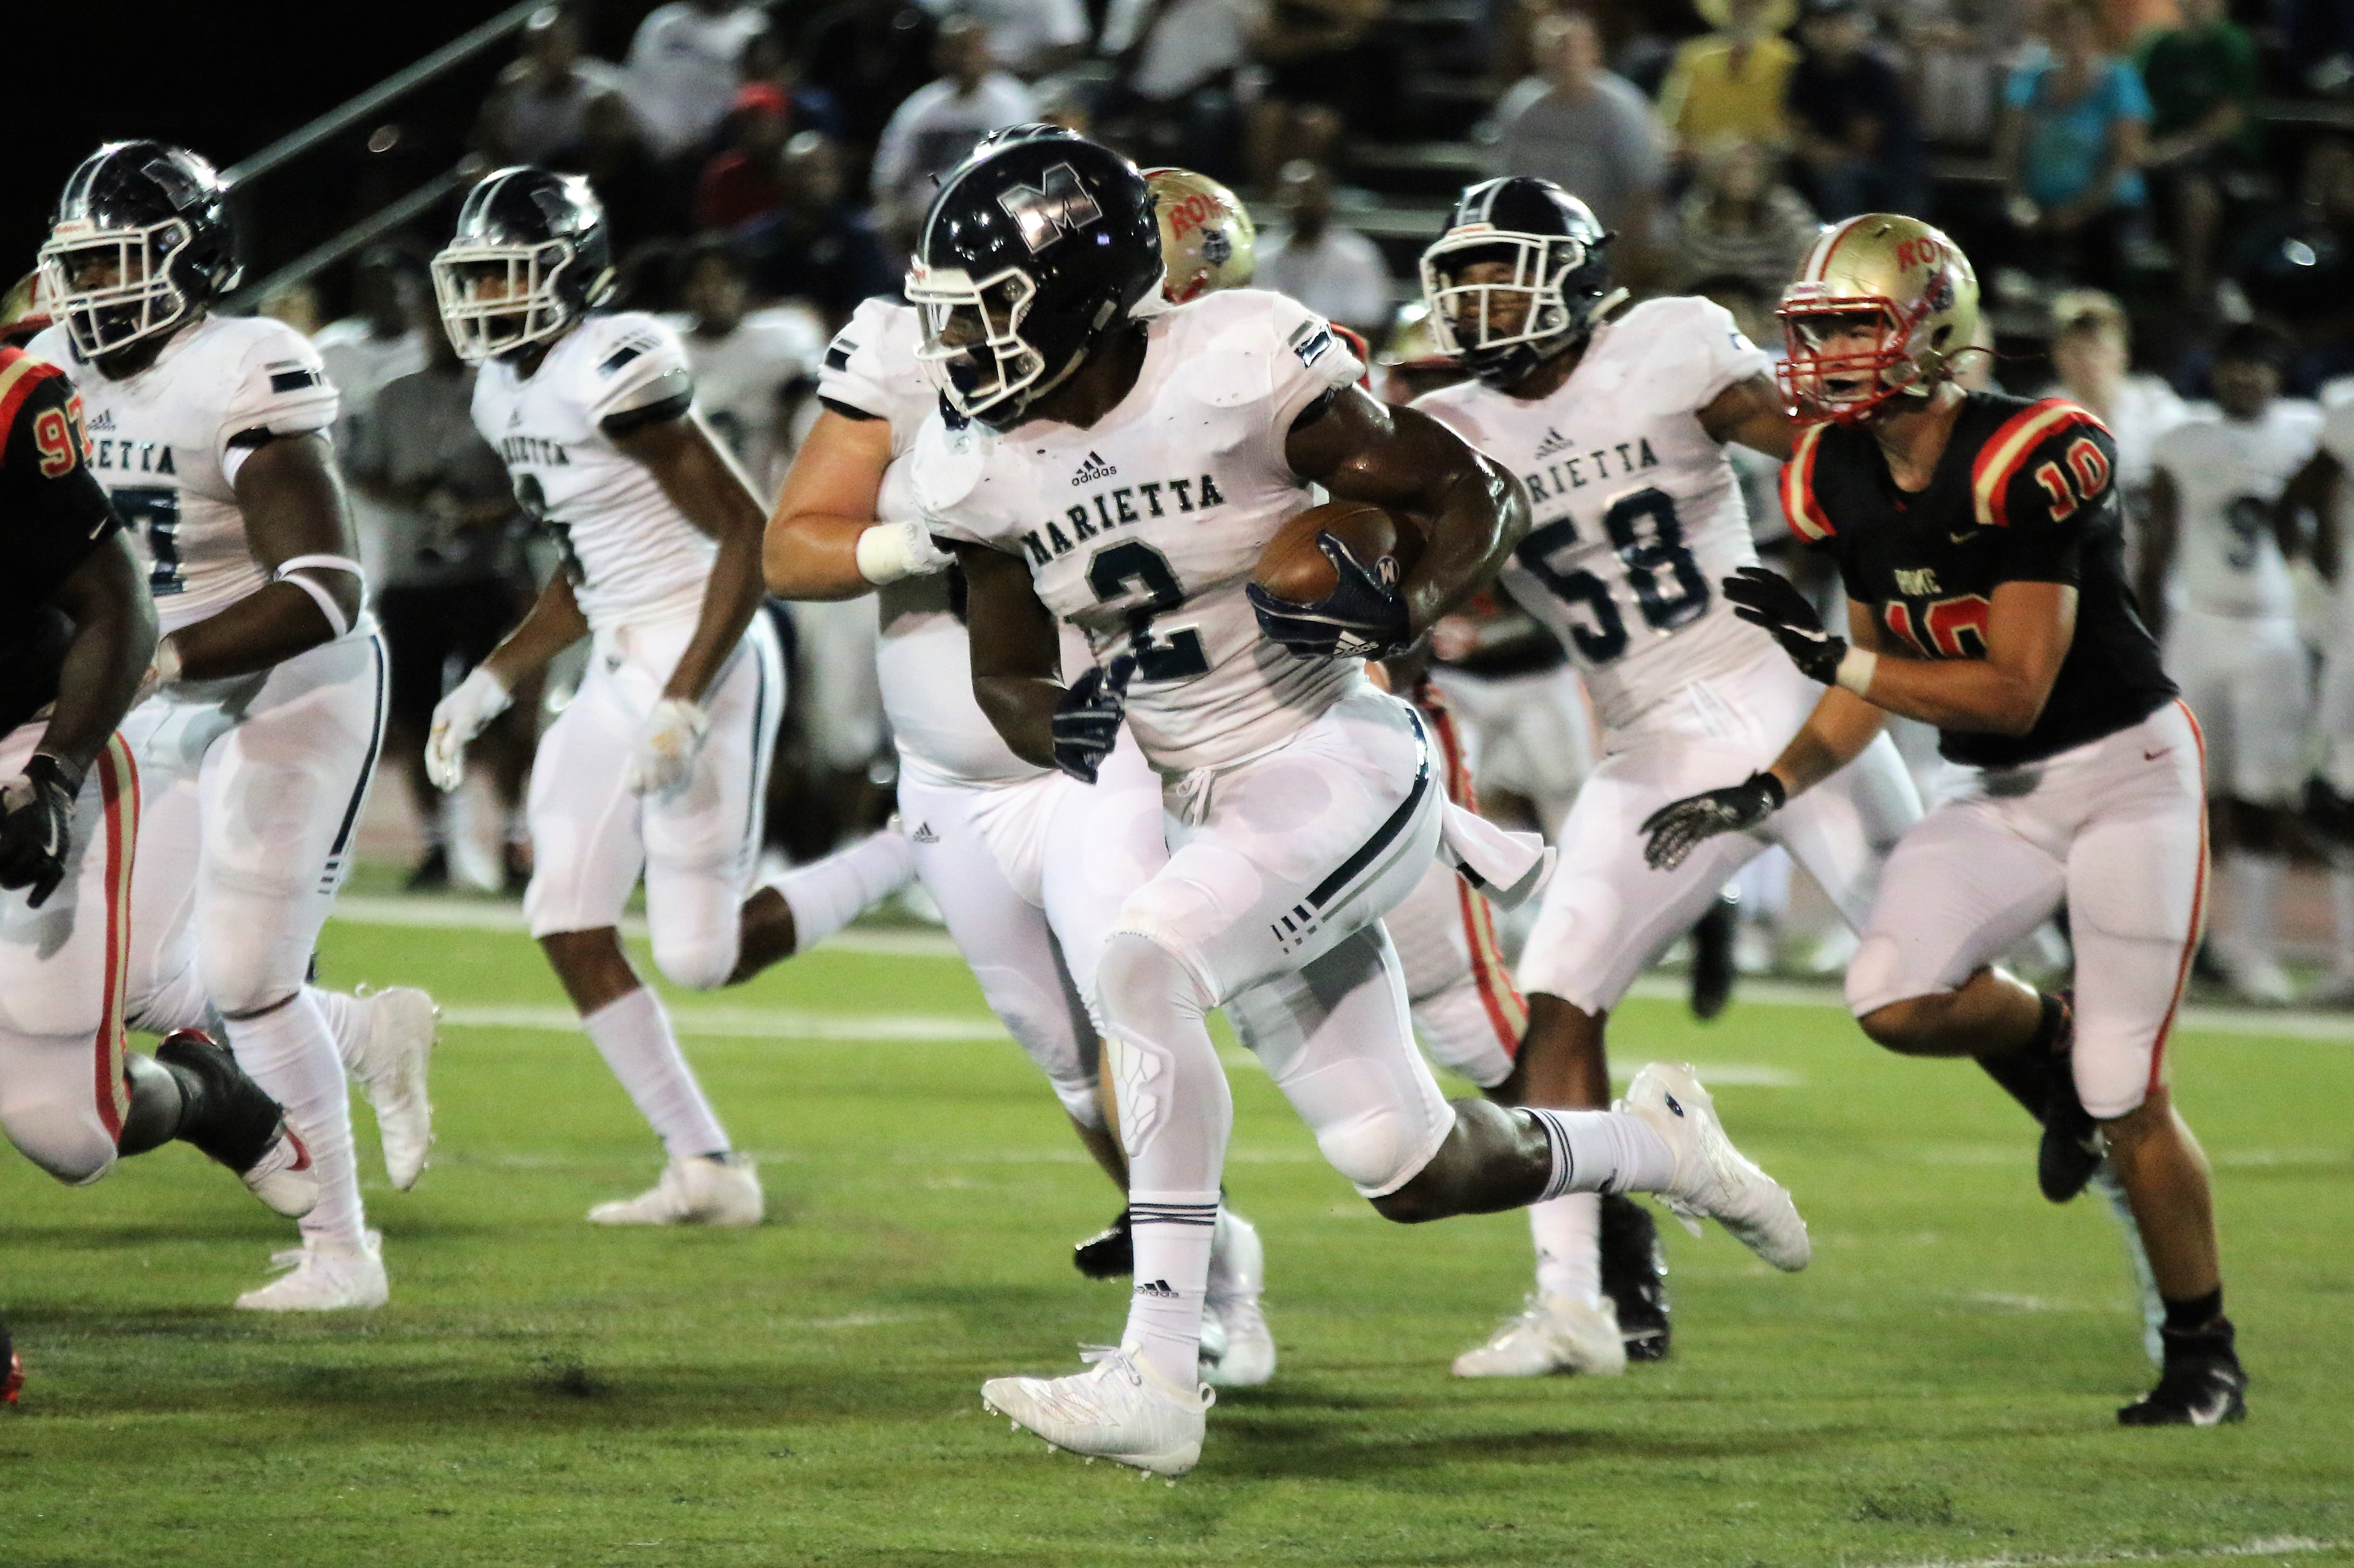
[1085,541,1210,681]
[1513,487,1711,664]
[113,486,184,596]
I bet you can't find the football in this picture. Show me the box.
[1250,500,1425,605]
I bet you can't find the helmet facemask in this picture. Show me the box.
[1420,228,1599,388]
[430,237,593,361]
[38,216,198,360]
[910,261,1095,429]
[1776,296,1961,424]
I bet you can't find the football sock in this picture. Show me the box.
[224,991,365,1248]
[1530,1192,1604,1306]
[1525,1108,1675,1201]
[308,986,367,1075]
[2222,853,2278,957]
[581,987,730,1159]
[767,831,917,954]
[2162,1286,2224,1333]
[1097,933,1234,1389]
[1204,1205,1260,1303]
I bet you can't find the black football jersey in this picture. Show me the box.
[1783,391,2176,768]
[0,347,123,736]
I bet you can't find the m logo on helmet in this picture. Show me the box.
[1000,163,1103,255]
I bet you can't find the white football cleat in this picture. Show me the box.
[586,1154,763,1227]
[2215,944,2295,1006]
[1201,1209,1275,1388]
[1452,1292,1628,1378]
[241,1122,319,1219]
[1621,1062,1810,1272]
[982,1348,1214,1477]
[349,985,438,1189]
[234,1230,389,1312]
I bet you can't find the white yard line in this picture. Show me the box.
[1857,1536,2335,1568]
[438,1004,1009,1042]
[330,894,961,957]
[1624,974,2354,1044]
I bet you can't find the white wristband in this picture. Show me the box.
[1834,646,1878,697]
[854,520,948,586]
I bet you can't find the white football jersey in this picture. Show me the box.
[470,311,716,632]
[2155,401,2322,620]
[1414,295,1778,732]
[922,288,1370,774]
[818,296,1048,784]
[664,304,826,499]
[26,313,340,636]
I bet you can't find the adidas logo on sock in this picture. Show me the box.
[910,821,938,845]
[1133,1278,1179,1299]
[1071,449,1118,486]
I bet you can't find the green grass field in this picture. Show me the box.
[2,903,2349,1568]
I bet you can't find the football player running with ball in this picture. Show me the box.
[914,134,1812,1477]
[763,131,1274,1387]
[32,144,436,1311]
[1645,216,2244,1426]
[1411,178,1923,1379]
[426,169,915,1229]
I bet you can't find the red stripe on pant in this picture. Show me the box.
[1416,683,1529,1057]
[2146,700,2208,1098]
[92,735,137,1141]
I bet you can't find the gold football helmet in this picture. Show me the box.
[1777,214,1979,424]
[0,271,52,347]
[1144,167,1256,303]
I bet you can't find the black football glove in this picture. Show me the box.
[1051,652,1137,784]
[0,755,79,909]
[1723,565,1845,686]
[1246,532,1414,661]
[1639,771,1786,872]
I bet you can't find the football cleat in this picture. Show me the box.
[587,1154,763,1227]
[2118,1322,2247,1427]
[1687,893,1738,1022]
[1621,1063,1810,1272]
[153,1029,319,1218]
[234,1230,388,1312]
[1452,1292,1627,1378]
[347,985,438,1190]
[1074,1207,1133,1279]
[2034,994,2105,1205]
[1201,1210,1275,1388]
[1599,1192,1672,1361]
[982,1347,1214,1477]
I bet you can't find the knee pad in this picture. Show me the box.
[2,1100,118,1186]
[200,948,309,1022]
[1314,1097,1451,1196]
[125,960,209,1037]
[1843,932,1922,1020]
[1097,931,1214,1023]
[651,925,742,994]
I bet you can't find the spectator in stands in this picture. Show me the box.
[550,91,688,249]
[739,23,847,142]
[2229,135,2354,395]
[1672,136,1821,293]
[478,5,630,167]
[1993,0,2148,294]
[929,0,1092,77]
[2138,0,2260,310]
[869,16,1038,245]
[694,82,796,230]
[1100,0,1256,171]
[1788,0,1927,218]
[625,0,769,162]
[2045,289,2184,557]
[738,132,899,323]
[346,317,533,893]
[801,0,944,162]
[1484,11,1667,243]
[316,248,429,590]
[1253,159,1393,340]
[1657,0,1801,157]
[1244,0,1389,188]
[1898,0,2018,150]
[668,239,827,498]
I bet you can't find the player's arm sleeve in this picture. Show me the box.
[1260,294,1368,432]
[4,370,124,599]
[585,317,696,435]
[817,299,932,449]
[216,322,342,481]
[1988,412,2116,585]
[1676,295,1775,406]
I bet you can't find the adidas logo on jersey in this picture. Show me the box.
[1071,450,1118,486]
[1018,471,1229,567]
[1533,425,1572,460]
[86,408,117,432]
[910,822,939,845]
